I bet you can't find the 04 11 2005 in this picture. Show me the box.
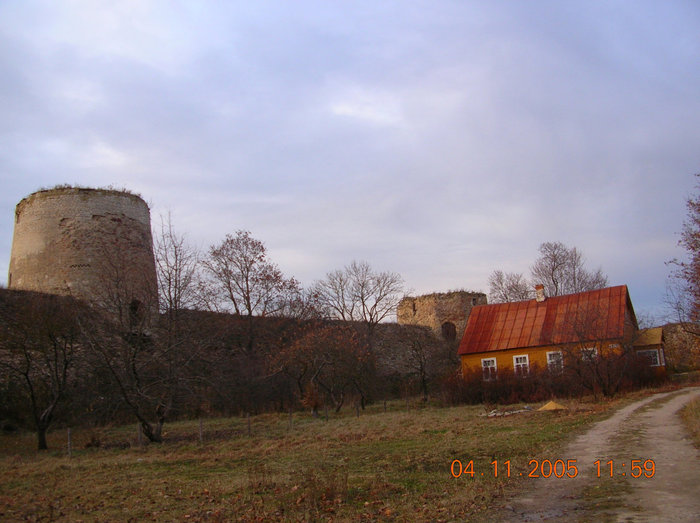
[450,459,581,479]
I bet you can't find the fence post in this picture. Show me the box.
[137,423,143,447]
[67,428,72,458]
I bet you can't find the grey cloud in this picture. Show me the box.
[1,1,699,318]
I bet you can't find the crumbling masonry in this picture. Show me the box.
[8,187,157,317]
[397,291,487,341]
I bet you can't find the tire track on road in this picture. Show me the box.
[490,387,700,522]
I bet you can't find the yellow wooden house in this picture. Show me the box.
[458,285,665,379]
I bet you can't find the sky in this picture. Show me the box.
[1,0,699,322]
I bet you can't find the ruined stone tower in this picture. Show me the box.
[8,187,157,319]
[397,291,487,341]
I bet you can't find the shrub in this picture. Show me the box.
[439,357,667,406]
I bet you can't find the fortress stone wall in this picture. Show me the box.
[8,187,157,316]
[397,291,487,341]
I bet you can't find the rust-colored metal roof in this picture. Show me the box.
[458,285,635,355]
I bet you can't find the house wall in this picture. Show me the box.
[624,306,638,339]
[460,339,624,376]
[633,344,667,377]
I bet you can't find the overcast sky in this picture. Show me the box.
[1,1,699,321]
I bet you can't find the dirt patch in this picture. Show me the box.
[489,387,700,522]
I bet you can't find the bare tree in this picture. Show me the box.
[668,174,700,335]
[79,219,185,443]
[201,230,299,318]
[553,303,642,399]
[530,241,608,297]
[200,231,301,357]
[154,213,199,317]
[488,270,531,303]
[489,242,608,303]
[81,293,204,444]
[0,291,85,449]
[376,325,455,402]
[274,287,324,321]
[314,260,403,337]
[273,323,369,413]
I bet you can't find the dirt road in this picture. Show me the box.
[493,387,700,522]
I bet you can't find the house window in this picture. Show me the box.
[513,355,529,376]
[637,349,660,367]
[547,351,563,373]
[481,358,497,381]
[580,347,598,361]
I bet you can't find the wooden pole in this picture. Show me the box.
[67,428,72,458]
[137,423,143,447]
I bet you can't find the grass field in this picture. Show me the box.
[0,396,643,521]
[680,395,700,448]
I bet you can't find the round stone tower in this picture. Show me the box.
[8,186,157,319]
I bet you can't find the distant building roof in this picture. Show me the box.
[458,285,636,355]
[634,327,663,347]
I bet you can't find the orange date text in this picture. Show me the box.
[451,459,656,479]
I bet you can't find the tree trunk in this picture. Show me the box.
[140,419,164,443]
[37,426,48,450]
[334,391,345,413]
[35,409,54,450]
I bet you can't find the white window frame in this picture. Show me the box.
[637,349,661,367]
[513,354,529,376]
[580,347,598,361]
[481,358,497,381]
[546,351,563,373]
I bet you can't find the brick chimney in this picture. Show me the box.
[535,284,546,302]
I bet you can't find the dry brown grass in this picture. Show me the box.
[680,396,700,448]
[0,397,625,521]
